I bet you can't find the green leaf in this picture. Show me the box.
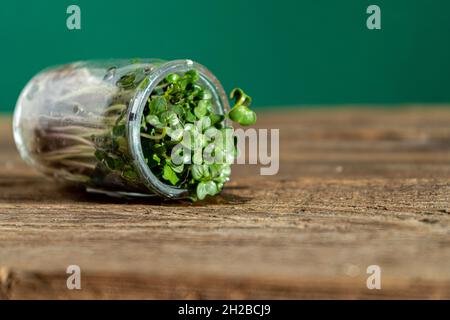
[194,100,209,118]
[196,116,211,132]
[196,181,207,200]
[146,114,164,128]
[178,79,188,91]
[228,104,257,126]
[149,96,167,115]
[165,73,180,83]
[192,149,203,165]
[168,103,185,119]
[209,114,224,126]
[163,111,180,127]
[204,127,219,140]
[192,164,204,180]
[196,180,218,200]
[152,153,161,164]
[162,164,179,185]
[194,103,206,119]
[199,89,212,100]
[166,127,183,141]
[186,110,197,122]
[204,180,218,196]
[228,88,256,126]
[208,164,220,178]
[185,70,199,82]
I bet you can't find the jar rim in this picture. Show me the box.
[126,59,230,199]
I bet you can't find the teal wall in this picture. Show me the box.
[1,0,450,111]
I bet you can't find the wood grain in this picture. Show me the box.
[1,107,450,299]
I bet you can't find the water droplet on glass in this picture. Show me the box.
[73,104,82,115]
[144,66,153,74]
[104,66,117,81]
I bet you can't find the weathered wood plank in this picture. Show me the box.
[0,107,449,299]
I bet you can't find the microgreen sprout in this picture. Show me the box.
[138,70,256,200]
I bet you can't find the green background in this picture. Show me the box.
[1,0,449,111]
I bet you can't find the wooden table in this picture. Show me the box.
[0,108,449,299]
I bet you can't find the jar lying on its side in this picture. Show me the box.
[13,59,234,199]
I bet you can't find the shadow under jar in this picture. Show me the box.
[13,59,230,199]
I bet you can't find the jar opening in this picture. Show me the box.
[126,59,230,199]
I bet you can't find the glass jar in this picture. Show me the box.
[13,59,230,199]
